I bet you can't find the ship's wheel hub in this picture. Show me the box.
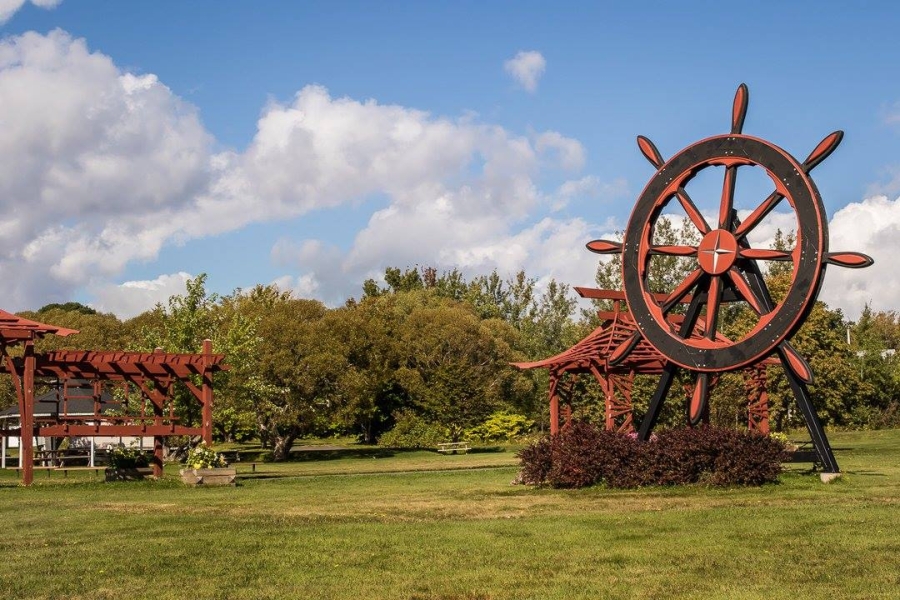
[697,229,738,275]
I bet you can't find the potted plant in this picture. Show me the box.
[105,444,153,481]
[179,443,236,486]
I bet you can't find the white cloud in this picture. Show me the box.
[0,0,60,24]
[0,30,600,314]
[820,195,900,319]
[882,101,900,128]
[2,30,878,326]
[535,131,584,170]
[90,272,193,318]
[552,176,629,210]
[0,30,211,307]
[504,50,546,93]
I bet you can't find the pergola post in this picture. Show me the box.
[150,349,166,477]
[21,340,35,486]
[201,339,214,445]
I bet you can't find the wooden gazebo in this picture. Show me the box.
[512,289,773,435]
[0,308,226,485]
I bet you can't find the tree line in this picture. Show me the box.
[5,238,900,458]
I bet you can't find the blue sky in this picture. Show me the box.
[1,1,899,318]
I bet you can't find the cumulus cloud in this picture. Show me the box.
[504,50,546,93]
[90,272,193,318]
[0,0,60,24]
[1,30,609,316]
[0,30,211,308]
[3,30,880,325]
[552,176,629,210]
[882,101,900,128]
[819,195,900,319]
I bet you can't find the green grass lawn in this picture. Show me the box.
[1,431,898,599]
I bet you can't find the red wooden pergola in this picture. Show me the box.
[0,308,226,485]
[512,289,774,435]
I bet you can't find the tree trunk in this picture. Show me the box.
[256,413,271,449]
[271,434,297,461]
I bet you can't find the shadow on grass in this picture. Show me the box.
[284,447,403,462]
[468,446,506,454]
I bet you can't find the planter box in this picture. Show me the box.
[180,468,237,486]
[105,467,154,482]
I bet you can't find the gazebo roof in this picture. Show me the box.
[0,308,79,343]
[513,308,668,374]
[512,288,775,376]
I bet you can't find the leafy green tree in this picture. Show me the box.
[36,302,97,315]
[250,297,344,459]
[323,295,408,444]
[394,297,523,439]
[134,274,259,431]
[24,308,126,352]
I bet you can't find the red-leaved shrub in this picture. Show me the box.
[517,423,787,488]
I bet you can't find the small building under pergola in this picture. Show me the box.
[512,289,773,435]
[0,308,227,485]
[0,379,122,467]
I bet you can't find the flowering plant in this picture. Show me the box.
[107,444,150,469]
[184,443,228,469]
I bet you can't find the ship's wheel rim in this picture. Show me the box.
[622,134,827,372]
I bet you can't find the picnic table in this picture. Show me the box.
[33,448,92,467]
[437,442,470,455]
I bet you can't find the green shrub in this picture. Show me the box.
[517,423,787,488]
[378,411,447,449]
[466,411,534,443]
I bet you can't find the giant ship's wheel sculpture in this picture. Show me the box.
[587,84,872,473]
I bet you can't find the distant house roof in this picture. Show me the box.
[0,380,120,420]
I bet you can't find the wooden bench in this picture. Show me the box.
[218,451,260,473]
[437,442,470,455]
[12,466,104,478]
[788,441,823,469]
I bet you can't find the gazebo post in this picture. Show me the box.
[548,374,560,435]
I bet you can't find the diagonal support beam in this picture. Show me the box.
[638,293,704,440]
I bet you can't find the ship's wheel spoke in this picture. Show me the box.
[689,372,709,426]
[734,190,783,238]
[649,245,698,257]
[718,165,738,230]
[674,187,711,235]
[739,248,793,261]
[725,267,766,314]
[703,276,722,339]
[659,268,704,314]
